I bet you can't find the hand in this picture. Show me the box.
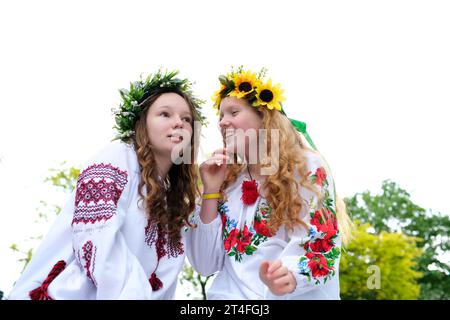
[259,260,297,296]
[199,148,230,193]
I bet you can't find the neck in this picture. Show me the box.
[153,152,173,179]
[247,163,263,181]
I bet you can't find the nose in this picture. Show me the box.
[173,115,184,128]
[219,116,230,130]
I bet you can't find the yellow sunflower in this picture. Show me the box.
[211,84,226,110]
[254,79,285,111]
[229,70,260,99]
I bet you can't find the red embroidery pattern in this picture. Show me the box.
[145,219,184,291]
[72,163,128,225]
[82,241,97,285]
[29,260,66,300]
[145,220,184,259]
[76,179,123,206]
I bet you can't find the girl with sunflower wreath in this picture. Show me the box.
[9,69,206,300]
[187,66,353,299]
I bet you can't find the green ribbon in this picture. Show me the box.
[280,108,317,150]
[289,118,317,151]
[280,108,339,208]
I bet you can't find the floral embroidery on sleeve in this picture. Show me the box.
[220,202,273,262]
[298,167,340,285]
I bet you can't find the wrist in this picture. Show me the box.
[202,192,221,200]
[203,188,220,194]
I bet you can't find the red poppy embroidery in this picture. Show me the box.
[253,218,272,237]
[224,228,238,252]
[29,260,66,300]
[314,167,327,186]
[220,202,273,262]
[306,252,332,278]
[299,174,340,284]
[236,225,253,253]
[305,238,334,253]
[310,210,338,239]
[221,212,227,231]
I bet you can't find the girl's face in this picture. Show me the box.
[146,92,193,157]
[219,96,263,157]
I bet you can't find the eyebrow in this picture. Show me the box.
[154,105,171,110]
[220,104,239,114]
[155,105,192,116]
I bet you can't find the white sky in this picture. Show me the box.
[1,0,449,298]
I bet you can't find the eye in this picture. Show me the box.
[182,116,192,123]
[231,110,239,116]
[160,111,170,117]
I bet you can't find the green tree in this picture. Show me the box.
[344,180,450,299]
[340,222,422,299]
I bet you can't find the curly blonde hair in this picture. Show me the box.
[132,89,200,245]
[220,106,353,244]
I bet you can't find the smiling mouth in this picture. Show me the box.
[222,130,235,140]
[168,133,184,142]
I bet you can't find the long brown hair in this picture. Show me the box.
[220,105,353,244]
[132,88,200,245]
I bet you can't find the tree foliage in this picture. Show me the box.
[344,180,450,299]
[179,263,213,300]
[340,222,422,299]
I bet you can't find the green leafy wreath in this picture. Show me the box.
[112,69,206,141]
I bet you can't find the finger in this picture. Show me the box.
[278,281,296,295]
[267,260,282,274]
[269,266,289,280]
[273,273,293,286]
[211,148,227,156]
[213,156,230,166]
[209,154,229,162]
[285,281,296,294]
[259,260,270,277]
[204,154,229,166]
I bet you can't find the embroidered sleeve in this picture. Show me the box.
[71,161,152,299]
[266,160,341,299]
[297,165,340,285]
[73,163,128,225]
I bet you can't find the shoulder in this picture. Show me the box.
[296,150,336,200]
[303,150,327,172]
[302,150,333,181]
[78,140,139,183]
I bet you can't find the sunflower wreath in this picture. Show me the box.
[211,66,285,112]
[212,66,317,150]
